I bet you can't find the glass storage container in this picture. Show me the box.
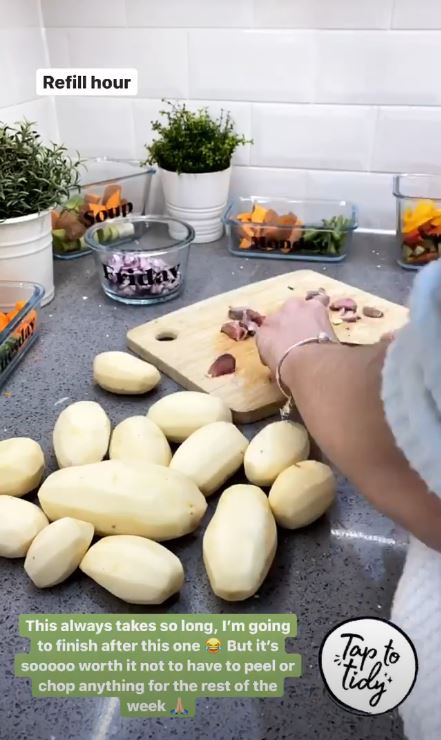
[52,158,155,260]
[0,281,44,388]
[224,196,357,262]
[394,174,441,270]
[85,215,194,306]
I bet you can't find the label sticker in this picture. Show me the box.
[36,69,138,96]
[319,616,418,716]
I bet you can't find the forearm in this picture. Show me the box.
[281,342,441,551]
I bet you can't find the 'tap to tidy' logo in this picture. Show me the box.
[319,617,418,716]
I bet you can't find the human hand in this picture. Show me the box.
[256,297,337,376]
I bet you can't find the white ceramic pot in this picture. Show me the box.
[0,210,54,306]
[159,167,231,244]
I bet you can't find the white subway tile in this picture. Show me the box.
[64,29,187,98]
[306,170,395,230]
[0,0,40,26]
[373,107,441,174]
[0,99,58,142]
[55,98,135,158]
[189,30,315,103]
[316,31,441,105]
[41,0,126,27]
[45,29,71,67]
[0,29,46,108]
[230,166,309,200]
[254,0,393,30]
[127,0,253,27]
[393,0,441,29]
[251,104,376,171]
[133,99,251,166]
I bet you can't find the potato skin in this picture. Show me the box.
[170,421,249,496]
[93,351,160,395]
[244,421,310,487]
[269,461,336,529]
[80,535,184,604]
[203,484,277,601]
[38,460,207,541]
[147,391,232,442]
[0,496,49,558]
[53,401,111,469]
[24,517,94,588]
[109,416,172,468]
[0,437,45,497]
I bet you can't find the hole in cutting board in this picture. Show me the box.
[156,330,178,341]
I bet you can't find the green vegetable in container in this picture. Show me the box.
[303,215,352,255]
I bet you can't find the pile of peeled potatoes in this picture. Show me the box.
[0,350,336,604]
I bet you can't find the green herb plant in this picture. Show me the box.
[0,120,82,220]
[303,215,352,255]
[143,100,252,174]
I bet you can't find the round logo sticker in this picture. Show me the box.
[319,617,418,715]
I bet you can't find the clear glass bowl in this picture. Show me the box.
[52,158,155,261]
[85,215,194,305]
[0,281,44,388]
[224,196,358,262]
[394,174,441,270]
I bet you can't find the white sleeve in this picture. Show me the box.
[381,259,441,498]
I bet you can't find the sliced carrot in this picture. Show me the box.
[236,212,252,222]
[0,314,8,331]
[103,184,122,209]
[87,203,107,217]
[15,300,27,311]
[7,309,19,322]
[51,211,60,229]
[251,204,268,223]
[84,192,101,205]
[239,237,252,249]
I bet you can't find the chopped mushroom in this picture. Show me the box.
[221,321,248,342]
[362,306,384,319]
[330,297,358,312]
[208,353,236,378]
[305,288,330,307]
[228,307,265,326]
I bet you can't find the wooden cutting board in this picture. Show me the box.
[127,269,409,423]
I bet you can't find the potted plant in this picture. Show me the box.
[143,101,251,243]
[0,121,81,305]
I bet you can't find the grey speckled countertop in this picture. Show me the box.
[0,234,414,740]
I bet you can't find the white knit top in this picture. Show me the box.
[382,259,441,740]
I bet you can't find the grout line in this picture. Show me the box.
[39,26,441,32]
[232,163,399,177]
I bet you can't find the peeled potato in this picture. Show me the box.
[0,496,48,558]
[203,484,277,601]
[53,401,111,468]
[94,351,160,395]
[170,421,248,496]
[0,437,45,497]
[244,421,310,486]
[24,517,94,588]
[109,416,171,468]
[269,461,336,529]
[38,460,207,541]
[80,535,184,604]
[147,391,232,442]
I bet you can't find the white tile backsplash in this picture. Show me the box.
[41,0,127,27]
[251,104,376,171]
[4,2,441,231]
[0,98,58,142]
[126,0,253,27]
[393,0,441,29]
[64,28,188,98]
[188,30,315,103]
[254,0,394,30]
[0,0,40,26]
[0,28,46,108]
[315,31,441,105]
[55,98,135,158]
[373,107,441,174]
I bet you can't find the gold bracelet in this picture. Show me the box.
[276,331,337,419]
